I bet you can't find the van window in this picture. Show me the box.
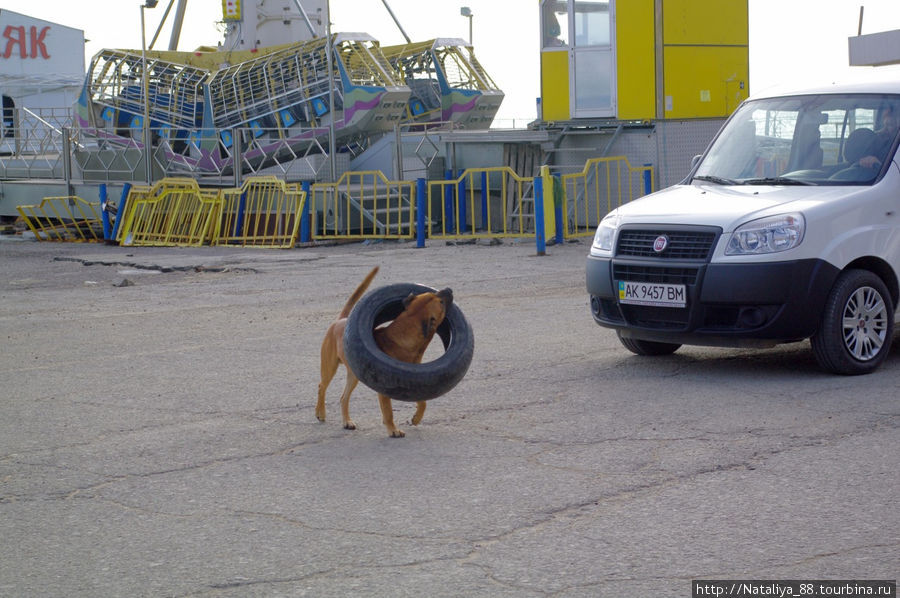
[694,93,900,185]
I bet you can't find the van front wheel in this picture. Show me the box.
[617,333,681,356]
[811,269,894,375]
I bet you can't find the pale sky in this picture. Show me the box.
[3,0,900,125]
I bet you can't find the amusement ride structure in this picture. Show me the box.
[72,0,504,176]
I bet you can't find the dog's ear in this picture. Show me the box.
[437,288,453,306]
[402,293,416,309]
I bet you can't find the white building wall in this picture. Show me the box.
[0,9,85,99]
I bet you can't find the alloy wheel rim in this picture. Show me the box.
[841,286,888,361]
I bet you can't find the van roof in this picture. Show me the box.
[751,79,900,100]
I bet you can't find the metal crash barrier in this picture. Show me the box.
[116,178,221,247]
[216,177,306,248]
[17,196,104,242]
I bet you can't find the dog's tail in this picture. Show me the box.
[338,266,379,319]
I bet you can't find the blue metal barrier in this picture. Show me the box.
[300,180,311,242]
[110,183,131,242]
[416,178,426,248]
[100,185,111,240]
[534,176,546,256]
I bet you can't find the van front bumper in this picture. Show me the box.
[585,254,840,347]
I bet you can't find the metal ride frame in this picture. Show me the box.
[381,39,504,129]
[75,35,408,178]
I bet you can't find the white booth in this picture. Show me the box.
[0,9,84,154]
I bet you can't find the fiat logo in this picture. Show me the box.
[653,235,669,253]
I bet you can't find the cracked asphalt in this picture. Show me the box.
[1,236,898,597]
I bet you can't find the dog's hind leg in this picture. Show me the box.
[316,341,339,423]
[378,395,405,438]
[410,400,426,426]
[339,370,360,430]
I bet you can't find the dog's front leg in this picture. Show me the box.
[378,394,405,437]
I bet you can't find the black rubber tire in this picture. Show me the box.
[343,283,475,402]
[811,269,894,375]
[617,332,681,356]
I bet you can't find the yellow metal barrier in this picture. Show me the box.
[310,171,415,240]
[215,177,306,248]
[117,178,221,247]
[426,167,536,240]
[559,157,654,238]
[17,196,104,242]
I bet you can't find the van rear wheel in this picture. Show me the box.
[811,269,894,375]
[617,333,681,356]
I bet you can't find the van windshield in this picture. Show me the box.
[693,93,900,186]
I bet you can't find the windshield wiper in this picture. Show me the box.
[693,175,738,185]
[740,177,816,186]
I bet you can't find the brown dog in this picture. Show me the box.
[316,266,453,437]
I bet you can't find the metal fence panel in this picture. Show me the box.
[559,157,653,238]
[426,167,536,240]
[16,196,104,242]
[116,178,221,247]
[310,171,415,240]
[215,177,307,248]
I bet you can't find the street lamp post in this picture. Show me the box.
[460,6,473,45]
[140,0,158,184]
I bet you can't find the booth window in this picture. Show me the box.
[542,0,569,48]
[573,0,610,47]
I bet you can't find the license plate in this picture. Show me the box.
[617,280,686,308]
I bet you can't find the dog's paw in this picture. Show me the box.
[343,421,357,430]
[389,429,405,438]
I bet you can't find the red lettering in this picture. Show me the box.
[1,25,51,59]
[2,25,27,59]
[30,26,50,59]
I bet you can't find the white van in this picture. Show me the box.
[586,81,900,374]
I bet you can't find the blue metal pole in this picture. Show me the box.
[300,180,311,242]
[457,171,467,234]
[643,164,653,196]
[416,178,426,248]
[234,192,247,238]
[553,174,564,245]
[534,176,546,256]
[99,184,110,241]
[110,182,131,243]
[444,168,455,233]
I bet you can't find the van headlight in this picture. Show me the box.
[592,214,619,253]
[726,213,805,255]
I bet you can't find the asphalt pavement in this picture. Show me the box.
[1,235,897,597]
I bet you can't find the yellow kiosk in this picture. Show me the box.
[539,0,749,122]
